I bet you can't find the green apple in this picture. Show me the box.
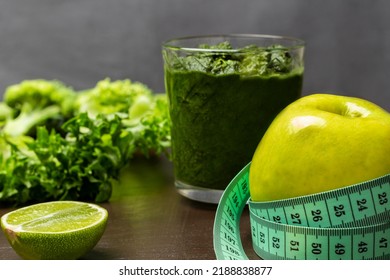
[249,93,390,202]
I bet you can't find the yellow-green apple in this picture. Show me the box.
[249,93,390,202]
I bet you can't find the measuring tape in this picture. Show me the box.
[213,162,390,260]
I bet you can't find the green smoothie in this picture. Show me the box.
[164,42,304,191]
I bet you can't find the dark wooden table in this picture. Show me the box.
[0,156,258,260]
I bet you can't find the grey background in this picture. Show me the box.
[1,0,389,109]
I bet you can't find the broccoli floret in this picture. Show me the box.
[1,79,76,137]
[0,133,34,161]
[0,134,9,163]
[74,78,153,118]
[0,103,13,127]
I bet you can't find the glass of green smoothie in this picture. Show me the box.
[162,34,304,203]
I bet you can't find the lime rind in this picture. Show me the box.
[0,201,108,259]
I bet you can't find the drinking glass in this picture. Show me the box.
[162,34,305,203]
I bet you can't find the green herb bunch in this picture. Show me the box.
[0,79,171,205]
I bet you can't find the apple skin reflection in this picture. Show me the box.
[289,115,327,134]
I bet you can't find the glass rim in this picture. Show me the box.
[162,34,305,53]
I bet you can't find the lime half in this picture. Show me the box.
[0,201,108,260]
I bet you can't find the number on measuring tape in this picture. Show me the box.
[214,162,390,260]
